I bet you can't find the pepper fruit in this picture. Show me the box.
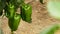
[21,3,32,23]
[4,3,15,18]
[8,13,21,31]
[0,0,6,16]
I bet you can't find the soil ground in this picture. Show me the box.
[1,0,60,34]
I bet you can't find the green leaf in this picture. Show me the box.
[0,29,4,34]
[0,11,3,16]
[40,24,59,34]
[0,0,6,10]
[47,0,60,20]
[17,0,25,5]
[0,0,6,16]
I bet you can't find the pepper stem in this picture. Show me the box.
[11,30,14,34]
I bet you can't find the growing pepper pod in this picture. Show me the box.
[8,13,21,31]
[0,0,6,16]
[21,3,32,23]
[4,3,15,18]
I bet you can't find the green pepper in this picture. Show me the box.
[4,3,16,18]
[0,0,6,16]
[21,3,32,23]
[8,13,21,31]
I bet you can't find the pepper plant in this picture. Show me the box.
[0,0,32,34]
[0,0,60,34]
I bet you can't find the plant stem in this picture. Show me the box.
[11,30,14,34]
[40,0,43,4]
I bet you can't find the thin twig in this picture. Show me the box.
[11,30,14,34]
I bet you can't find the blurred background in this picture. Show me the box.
[1,0,60,34]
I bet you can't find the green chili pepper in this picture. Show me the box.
[8,13,21,31]
[4,3,15,18]
[21,3,32,23]
[0,0,6,16]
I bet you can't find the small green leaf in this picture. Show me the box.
[40,24,60,34]
[0,29,4,34]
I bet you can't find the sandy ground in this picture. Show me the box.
[1,0,60,34]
